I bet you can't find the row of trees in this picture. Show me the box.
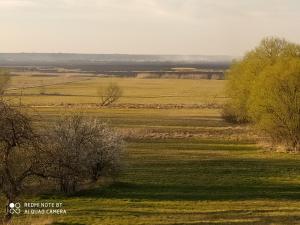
[224,37,300,152]
[0,100,123,223]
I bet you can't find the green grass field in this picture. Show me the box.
[3,75,300,225]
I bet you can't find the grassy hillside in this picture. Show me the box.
[2,75,300,225]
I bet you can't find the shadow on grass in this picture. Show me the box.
[71,181,300,201]
[165,216,300,225]
[51,223,86,225]
[66,156,300,202]
[40,155,300,202]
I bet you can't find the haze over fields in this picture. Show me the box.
[0,53,233,65]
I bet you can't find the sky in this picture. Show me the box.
[0,0,300,56]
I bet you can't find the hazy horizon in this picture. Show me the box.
[1,0,300,55]
[0,52,234,57]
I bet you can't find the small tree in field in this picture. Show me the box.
[98,83,123,106]
[0,101,40,223]
[43,114,123,193]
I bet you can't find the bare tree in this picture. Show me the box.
[43,114,123,193]
[98,83,123,106]
[0,101,40,223]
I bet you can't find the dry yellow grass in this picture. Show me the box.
[6,75,226,105]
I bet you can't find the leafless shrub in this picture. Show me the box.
[42,114,123,194]
[98,83,123,106]
[0,102,124,222]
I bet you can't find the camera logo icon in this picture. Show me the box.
[8,203,21,214]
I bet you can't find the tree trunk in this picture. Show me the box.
[293,141,300,153]
[60,178,77,194]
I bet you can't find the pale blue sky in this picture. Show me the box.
[0,0,299,55]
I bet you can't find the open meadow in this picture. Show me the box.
[2,75,300,225]
[6,75,226,105]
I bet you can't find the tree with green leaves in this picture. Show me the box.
[225,37,300,152]
[224,37,300,123]
[248,57,300,152]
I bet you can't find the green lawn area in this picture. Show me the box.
[12,136,300,225]
[3,76,300,225]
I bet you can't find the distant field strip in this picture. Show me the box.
[6,76,93,91]
[6,76,226,105]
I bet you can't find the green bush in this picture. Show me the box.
[225,37,300,123]
[225,37,300,151]
[248,57,300,152]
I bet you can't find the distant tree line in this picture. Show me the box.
[224,37,300,152]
